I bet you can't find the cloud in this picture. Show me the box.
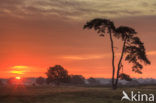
[147,51,156,56]
[61,53,116,60]
[61,50,156,61]
[12,66,29,69]
[61,54,109,60]
[0,0,156,21]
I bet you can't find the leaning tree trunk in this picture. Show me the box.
[109,30,116,89]
[114,40,126,89]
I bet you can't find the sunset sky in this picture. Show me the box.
[0,0,156,78]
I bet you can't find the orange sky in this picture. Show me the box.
[0,0,156,78]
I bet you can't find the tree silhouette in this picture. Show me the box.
[88,77,100,85]
[115,26,151,88]
[36,77,45,85]
[70,75,85,85]
[118,73,132,81]
[46,65,70,85]
[83,18,151,89]
[84,18,116,88]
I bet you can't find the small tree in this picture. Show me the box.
[118,73,132,81]
[46,65,70,85]
[88,77,100,85]
[70,75,85,85]
[36,77,45,85]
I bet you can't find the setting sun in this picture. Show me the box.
[16,76,21,80]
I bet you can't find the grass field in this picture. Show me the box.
[0,85,156,103]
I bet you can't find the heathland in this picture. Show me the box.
[0,85,156,103]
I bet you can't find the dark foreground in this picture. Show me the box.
[0,85,156,103]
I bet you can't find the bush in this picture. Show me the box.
[36,77,45,85]
[70,75,85,85]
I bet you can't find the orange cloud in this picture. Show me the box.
[61,54,111,60]
[12,66,28,69]
[147,51,156,56]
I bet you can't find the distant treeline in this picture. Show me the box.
[0,65,156,87]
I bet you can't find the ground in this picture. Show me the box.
[0,85,156,103]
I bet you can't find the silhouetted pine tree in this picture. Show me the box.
[84,18,151,89]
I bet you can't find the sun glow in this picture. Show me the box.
[16,76,21,80]
[10,70,25,74]
[10,65,28,75]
